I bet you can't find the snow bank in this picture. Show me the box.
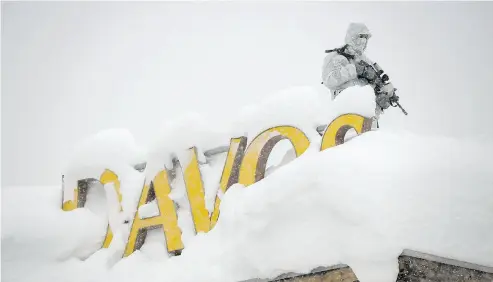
[62,85,375,210]
[60,128,148,260]
[225,85,376,142]
[143,111,230,184]
[135,85,378,253]
[142,85,375,172]
[64,128,145,175]
[93,130,493,282]
[16,85,490,282]
[4,129,492,282]
[191,131,493,282]
[62,128,146,207]
[140,112,232,248]
[1,185,108,282]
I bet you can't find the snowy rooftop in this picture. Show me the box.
[3,85,492,282]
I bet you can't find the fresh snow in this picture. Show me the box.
[60,85,375,234]
[62,128,146,211]
[3,86,493,282]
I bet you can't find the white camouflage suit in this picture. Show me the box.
[322,23,394,120]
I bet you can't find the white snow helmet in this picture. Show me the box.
[345,23,372,52]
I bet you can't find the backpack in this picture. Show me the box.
[321,44,355,85]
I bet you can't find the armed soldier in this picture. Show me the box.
[322,23,406,126]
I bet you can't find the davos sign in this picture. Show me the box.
[61,113,373,257]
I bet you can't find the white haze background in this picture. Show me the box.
[2,1,493,186]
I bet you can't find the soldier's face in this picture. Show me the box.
[353,35,369,54]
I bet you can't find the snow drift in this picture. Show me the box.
[2,86,492,282]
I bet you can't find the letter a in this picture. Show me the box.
[124,170,183,257]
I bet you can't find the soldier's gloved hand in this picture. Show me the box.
[355,61,366,77]
[376,94,391,109]
[380,84,395,97]
[389,95,399,104]
[356,60,378,81]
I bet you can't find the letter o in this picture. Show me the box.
[320,114,373,151]
[239,126,310,186]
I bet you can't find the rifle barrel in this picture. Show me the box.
[396,101,408,115]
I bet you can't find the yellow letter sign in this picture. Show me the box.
[239,126,310,186]
[63,113,375,259]
[320,114,372,151]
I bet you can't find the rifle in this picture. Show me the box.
[389,95,408,116]
[356,60,408,116]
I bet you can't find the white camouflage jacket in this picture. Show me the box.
[322,23,374,99]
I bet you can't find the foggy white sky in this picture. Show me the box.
[2,1,493,187]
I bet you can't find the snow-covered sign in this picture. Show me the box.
[61,113,374,257]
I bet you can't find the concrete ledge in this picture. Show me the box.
[241,264,357,282]
[400,249,493,274]
[240,250,493,282]
[397,249,493,282]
